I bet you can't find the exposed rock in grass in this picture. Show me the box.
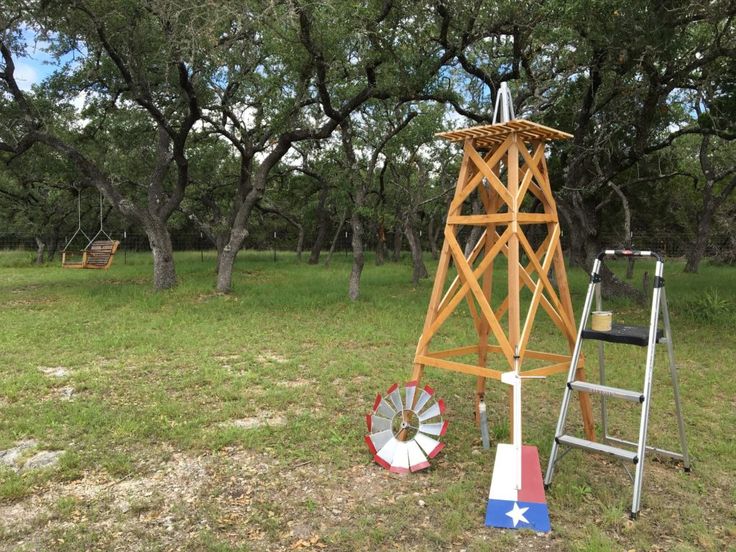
[0,439,38,468]
[0,440,64,472]
[226,414,287,430]
[23,450,63,471]
[38,366,70,378]
[59,386,75,401]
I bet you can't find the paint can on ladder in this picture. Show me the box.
[591,311,613,331]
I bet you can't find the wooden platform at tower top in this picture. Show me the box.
[411,119,595,440]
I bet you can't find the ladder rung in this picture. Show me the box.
[555,435,639,463]
[604,435,685,461]
[568,381,644,403]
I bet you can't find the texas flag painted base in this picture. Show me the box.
[485,444,551,532]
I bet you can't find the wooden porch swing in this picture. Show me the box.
[61,191,120,270]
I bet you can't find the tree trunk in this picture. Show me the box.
[296,224,305,261]
[375,222,386,266]
[600,263,645,302]
[145,221,177,290]
[391,221,402,261]
[375,236,386,265]
[215,228,248,293]
[404,219,429,286]
[216,248,237,292]
[46,233,59,263]
[608,182,635,279]
[684,209,714,273]
[214,233,229,273]
[34,237,46,265]
[308,183,330,265]
[685,138,736,272]
[561,195,644,301]
[348,193,366,301]
[324,209,347,267]
[626,256,635,279]
[308,223,327,264]
[464,197,483,257]
[428,216,439,260]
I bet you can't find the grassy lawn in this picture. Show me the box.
[0,249,734,551]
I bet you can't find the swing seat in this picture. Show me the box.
[61,249,86,268]
[62,240,120,270]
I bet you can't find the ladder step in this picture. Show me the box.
[581,323,663,347]
[555,435,639,463]
[568,381,644,403]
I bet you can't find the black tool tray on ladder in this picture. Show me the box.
[581,323,663,347]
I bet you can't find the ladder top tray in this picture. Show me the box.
[436,119,573,148]
[581,323,663,347]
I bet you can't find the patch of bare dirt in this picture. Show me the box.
[4,297,56,307]
[0,447,425,551]
[256,351,289,364]
[224,414,287,430]
[195,292,241,303]
[0,451,208,550]
[276,379,314,389]
[38,366,71,378]
[214,354,241,363]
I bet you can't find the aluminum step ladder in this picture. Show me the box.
[544,249,690,519]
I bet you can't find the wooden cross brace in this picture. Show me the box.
[411,130,595,440]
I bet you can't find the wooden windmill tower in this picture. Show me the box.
[412,83,595,440]
[365,83,594,477]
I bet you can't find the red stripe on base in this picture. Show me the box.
[517,445,547,503]
[386,383,399,394]
[372,393,382,412]
[411,462,429,472]
[389,465,410,474]
[364,435,377,455]
[374,455,390,470]
[365,415,371,432]
[423,384,435,396]
[410,460,431,472]
[428,442,445,459]
[439,420,449,436]
[405,380,418,387]
[438,398,446,414]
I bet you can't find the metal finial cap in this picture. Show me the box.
[493,82,515,124]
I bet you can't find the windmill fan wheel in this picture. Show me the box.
[364,382,447,473]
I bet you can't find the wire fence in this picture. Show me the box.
[0,230,713,260]
[0,231,355,261]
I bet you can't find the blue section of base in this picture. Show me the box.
[485,499,551,532]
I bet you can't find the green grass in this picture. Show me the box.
[0,250,734,550]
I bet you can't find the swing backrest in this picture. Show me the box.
[83,240,120,269]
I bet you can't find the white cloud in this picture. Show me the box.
[13,62,39,91]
